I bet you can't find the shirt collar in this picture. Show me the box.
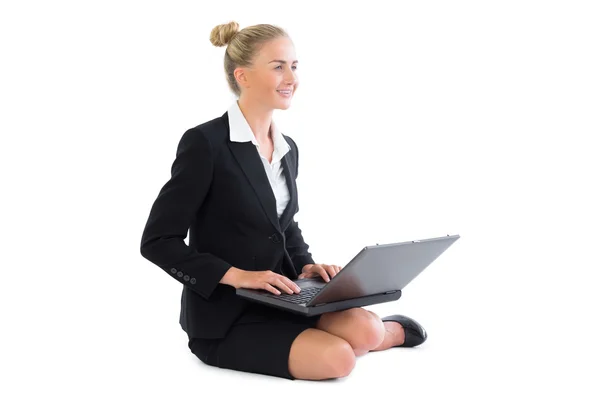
[227,100,291,163]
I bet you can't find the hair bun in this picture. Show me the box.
[210,21,240,47]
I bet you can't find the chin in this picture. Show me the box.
[275,99,293,110]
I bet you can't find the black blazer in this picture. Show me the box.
[140,110,315,339]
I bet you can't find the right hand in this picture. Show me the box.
[234,269,301,295]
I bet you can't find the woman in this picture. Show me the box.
[140,21,427,381]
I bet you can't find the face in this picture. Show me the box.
[235,36,299,111]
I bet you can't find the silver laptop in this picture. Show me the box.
[236,234,460,316]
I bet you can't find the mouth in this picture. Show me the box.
[277,89,293,98]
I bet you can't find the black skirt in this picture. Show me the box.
[188,302,322,380]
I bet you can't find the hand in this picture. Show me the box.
[233,269,301,296]
[298,263,342,282]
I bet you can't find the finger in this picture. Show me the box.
[301,264,313,275]
[284,277,301,292]
[320,264,334,278]
[324,264,337,278]
[316,265,330,282]
[273,277,296,294]
[263,282,280,295]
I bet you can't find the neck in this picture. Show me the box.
[237,97,273,143]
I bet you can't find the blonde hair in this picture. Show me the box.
[209,21,289,97]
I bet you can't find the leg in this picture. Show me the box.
[288,328,356,380]
[315,307,394,356]
[366,310,406,352]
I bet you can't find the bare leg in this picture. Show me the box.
[369,319,406,351]
[315,308,387,357]
[312,308,407,358]
[330,310,406,354]
[288,328,357,380]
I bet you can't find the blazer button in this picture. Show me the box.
[183,275,190,281]
[170,268,177,274]
[270,233,281,243]
[190,278,196,284]
[177,271,183,278]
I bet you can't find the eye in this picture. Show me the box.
[275,65,298,70]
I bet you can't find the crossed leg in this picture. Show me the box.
[315,307,406,356]
[288,307,406,380]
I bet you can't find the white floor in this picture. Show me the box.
[6,258,597,400]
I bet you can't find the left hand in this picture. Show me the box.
[298,263,342,282]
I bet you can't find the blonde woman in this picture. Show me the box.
[140,21,427,381]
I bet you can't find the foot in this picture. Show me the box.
[383,321,406,346]
[381,314,427,347]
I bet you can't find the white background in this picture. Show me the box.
[2,0,599,398]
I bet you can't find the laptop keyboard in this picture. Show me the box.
[265,286,322,304]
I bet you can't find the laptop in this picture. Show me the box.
[236,234,460,316]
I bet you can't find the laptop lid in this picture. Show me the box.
[306,234,460,306]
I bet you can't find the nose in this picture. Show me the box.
[284,68,296,85]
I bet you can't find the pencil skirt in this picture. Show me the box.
[188,302,322,380]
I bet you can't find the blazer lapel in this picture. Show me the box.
[278,152,297,231]
[228,141,281,233]
[224,112,298,235]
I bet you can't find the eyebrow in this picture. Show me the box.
[269,59,298,64]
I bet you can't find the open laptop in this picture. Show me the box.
[236,234,460,316]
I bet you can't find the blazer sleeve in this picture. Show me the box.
[284,137,316,275]
[140,128,233,300]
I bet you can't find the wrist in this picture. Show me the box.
[221,266,243,288]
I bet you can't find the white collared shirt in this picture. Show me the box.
[227,100,291,218]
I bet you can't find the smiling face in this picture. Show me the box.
[234,36,299,110]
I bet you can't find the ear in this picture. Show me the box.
[234,67,249,89]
